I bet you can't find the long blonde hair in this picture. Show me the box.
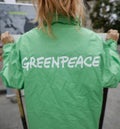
[32,0,85,35]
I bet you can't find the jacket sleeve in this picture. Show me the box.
[0,40,24,89]
[102,39,120,88]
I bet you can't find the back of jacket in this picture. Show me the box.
[1,18,120,129]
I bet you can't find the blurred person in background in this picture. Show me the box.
[0,0,120,129]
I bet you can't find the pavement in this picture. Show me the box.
[103,85,120,129]
[0,95,23,129]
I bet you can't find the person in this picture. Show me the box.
[0,0,120,129]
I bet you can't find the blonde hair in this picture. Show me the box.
[32,0,85,35]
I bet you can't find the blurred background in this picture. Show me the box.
[0,0,120,34]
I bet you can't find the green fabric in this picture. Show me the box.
[1,17,120,129]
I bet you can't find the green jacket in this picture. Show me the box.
[1,17,120,129]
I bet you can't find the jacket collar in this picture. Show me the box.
[52,15,80,26]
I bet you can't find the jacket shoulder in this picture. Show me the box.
[81,27,103,40]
